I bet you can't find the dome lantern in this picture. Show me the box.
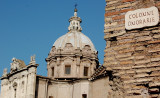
[68,7,82,32]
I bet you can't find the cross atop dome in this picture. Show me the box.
[68,5,82,32]
[74,4,78,12]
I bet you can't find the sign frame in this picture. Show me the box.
[125,6,159,30]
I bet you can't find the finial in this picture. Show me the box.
[3,68,7,77]
[74,3,78,12]
[30,55,36,65]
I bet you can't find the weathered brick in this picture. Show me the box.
[113,66,131,70]
[135,68,151,73]
[115,26,125,31]
[104,28,114,32]
[120,9,133,13]
[125,95,144,98]
[150,66,160,71]
[104,47,112,52]
[105,6,116,11]
[135,46,146,51]
[114,71,126,76]
[148,48,160,53]
[118,47,135,53]
[132,65,146,69]
[153,34,160,39]
[150,94,159,98]
[136,36,152,42]
[117,3,132,9]
[118,39,135,44]
[150,72,160,76]
[148,40,160,44]
[147,62,160,67]
[113,44,130,51]
[119,56,134,61]
[105,17,112,22]
[135,59,150,65]
[104,51,117,56]
[104,30,126,39]
[126,89,142,95]
[134,55,145,60]
[149,82,160,87]
[118,20,125,24]
[116,53,132,59]
[112,15,125,20]
[134,73,149,78]
[149,88,159,93]
[104,56,116,61]
[105,22,118,28]
[121,75,131,79]
[122,0,136,3]
[120,60,133,65]
[107,1,119,5]
[151,57,160,62]
[104,61,118,66]
[151,30,160,33]
[123,79,136,84]
[117,34,134,40]
[134,31,150,37]
[125,70,135,74]
[135,77,153,82]
[105,11,120,17]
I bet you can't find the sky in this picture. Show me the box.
[0,0,106,91]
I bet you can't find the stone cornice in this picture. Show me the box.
[0,64,39,80]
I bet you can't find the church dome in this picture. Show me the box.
[53,8,96,52]
[46,7,99,80]
[53,31,96,52]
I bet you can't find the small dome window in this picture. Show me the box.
[65,65,71,75]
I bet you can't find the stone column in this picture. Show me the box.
[91,61,96,75]
[0,78,9,98]
[26,66,37,98]
[47,66,52,78]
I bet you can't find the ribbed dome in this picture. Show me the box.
[53,31,97,52]
[46,8,99,80]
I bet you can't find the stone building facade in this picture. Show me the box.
[0,57,38,98]
[0,8,110,98]
[1,0,160,98]
[104,0,160,97]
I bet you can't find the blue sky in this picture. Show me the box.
[0,0,106,90]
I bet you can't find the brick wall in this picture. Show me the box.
[104,0,160,97]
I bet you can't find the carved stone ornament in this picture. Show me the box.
[10,58,20,72]
[30,55,36,65]
[10,57,26,73]
[3,68,7,77]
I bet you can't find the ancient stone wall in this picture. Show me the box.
[104,0,160,97]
